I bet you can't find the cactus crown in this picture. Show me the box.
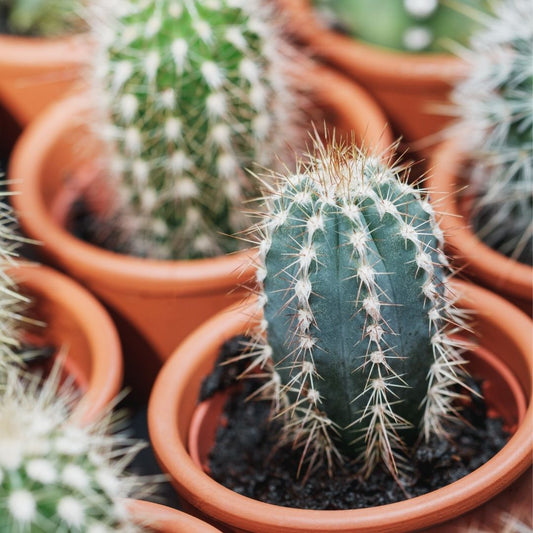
[0,365,147,532]
[0,0,84,37]
[452,0,533,264]
[90,0,302,260]
[248,137,467,477]
[311,0,490,52]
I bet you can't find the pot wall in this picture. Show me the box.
[10,263,123,424]
[0,34,90,126]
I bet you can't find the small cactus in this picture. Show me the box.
[451,0,533,264]
[249,137,467,477]
[311,0,490,52]
[90,0,302,260]
[0,0,83,37]
[0,365,147,532]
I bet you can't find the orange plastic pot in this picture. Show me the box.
[0,34,90,126]
[9,64,392,401]
[278,0,467,154]
[10,262,123,424]
[148,280,532,533]
[127,500,222,532]
[428,138,532,316]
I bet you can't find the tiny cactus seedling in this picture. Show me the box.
[0,0,84,37]
[451,0,533,264]
[311,0,490,52]
[0,365,148,532]
[90,0,302,260]
[249,137,468,477]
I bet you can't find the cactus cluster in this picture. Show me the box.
[311,0,490,52]
[249,137,467,477]
[0,365,147,532]
[0,0,83,37]
[451,0,533,264]
[90,0,302,260]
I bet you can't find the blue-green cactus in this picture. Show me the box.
[90,0,301,260]
[250,138,466,476]
[311,0,490,52]
[452,0,533,264]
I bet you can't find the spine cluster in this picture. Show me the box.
[90,0,301,259]
[251,139,466,476]
[452,0,533,263]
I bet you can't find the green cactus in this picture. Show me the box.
[250,138,467,477]
[452,0,533,264]
[0,0,83,37]
[311,0,490,52]
[91,0,301,260]
[0,365,147,532]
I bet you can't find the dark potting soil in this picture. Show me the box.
[202,336,510,510]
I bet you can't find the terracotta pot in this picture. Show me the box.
[428,138,532,316]
[127,500,222,532]
[277,0,467,154]
[9,63,392,402]
[10,262,123,424]
[0,34,90,126]
[147,280,532,533]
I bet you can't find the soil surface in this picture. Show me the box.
[202,336,509,510]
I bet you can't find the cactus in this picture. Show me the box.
[249,137,467,477]
[0,0,83,37]
[0,365,148,532]
[451,0,533,264]
[311,0,490,52]
[0,193,33,370]
[90,0,302,260]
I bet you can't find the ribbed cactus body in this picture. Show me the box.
[93,0,299,259]
[452,0,533,263]
[254,143,464,475]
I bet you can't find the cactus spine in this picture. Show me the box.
[0,365,147,532]
[452,0,533,264]
[251,138,467,477]
[91,0,301,260]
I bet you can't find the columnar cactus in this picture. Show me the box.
[250,138,467,477]
[0,0,83,36]
[311,0,490,52]
[0,365,147,532]
[452,0,533,264]
[90,0,301,259]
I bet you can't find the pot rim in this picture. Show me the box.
[0,33,91,68]
[9,262,123,424]
[428,137,532,301]
[277,0,467,89]
[148,280,533,533]
[126,499,222,532]
[8,63,392,296]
